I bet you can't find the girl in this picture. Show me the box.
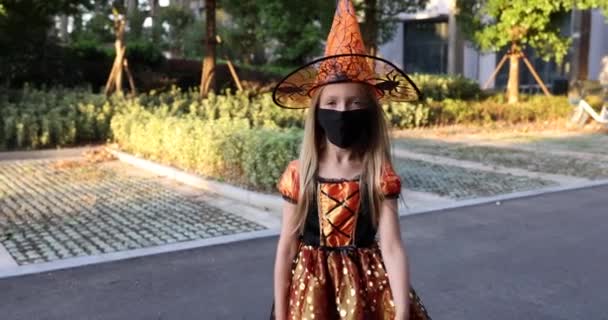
[271,1,431,319]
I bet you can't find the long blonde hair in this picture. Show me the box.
[293,84,393,233]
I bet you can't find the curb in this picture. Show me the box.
[108,146,608,218]
[392,147,591,185]
[0,229,279,279]
[0,145,101,162]
[401,179,608,216]
[105,147,283,214]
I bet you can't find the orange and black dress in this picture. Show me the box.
[271,160,431,320]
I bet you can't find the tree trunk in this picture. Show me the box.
[200,0,216,97]
[362,0,378,56]
[507,50,520,104]
[577,9,591,80]
[127,0,138,16]
[570,9,591,82]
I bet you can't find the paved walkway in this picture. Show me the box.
[0,157,265,267]
[2,185,607,320]
[2,143,607,274]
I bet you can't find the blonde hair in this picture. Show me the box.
[293,84,393,233]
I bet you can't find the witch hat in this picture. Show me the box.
[272,0,421,109]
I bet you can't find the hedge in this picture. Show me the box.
[110,103,301,191]
[0,87,114,150]
[0,82,573,151]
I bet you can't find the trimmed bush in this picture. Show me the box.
[0,87,114,150]
[411,74,483,100]
[427,95,572,126]
[1,86,574,151]
[110,103,302,191]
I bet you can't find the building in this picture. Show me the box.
[378,0,608,90]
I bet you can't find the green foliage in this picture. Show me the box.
[355,0,429,49]
[0,86,113,150]
[111,104,302,191]
[240,128,301,189]
[219,0,429,64]
[457,0,608,63]
[126,39,165,67]
[0,84,574,190]
[411,74,482,100]
[70,9,115,44]
[182,18,206,59]
[68,38,164,68]
[156,5,196,57]
[218,0,265,64]
[0,76,571,154]
[427,95,572,125]
[220,0,335,65]
[0,0,92,86]
[384,101,430,128]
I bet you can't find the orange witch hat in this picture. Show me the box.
[272,0,421,109]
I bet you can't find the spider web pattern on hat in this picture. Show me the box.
[272,0,421,109]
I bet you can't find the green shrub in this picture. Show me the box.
[70,39,166,68]
[383,101,430,128]
[411,74,483,100]
[110,104,302,191]
[426,95,572,125]
[137,87,306,128]
[0,85,573,152]
[240,128,302,190]
[126,40,166,67]
[0,87,113,150]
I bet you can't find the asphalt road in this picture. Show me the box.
[2,185,608,320]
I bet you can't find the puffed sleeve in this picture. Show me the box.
[381,163,401,199]
[277,160,300,204]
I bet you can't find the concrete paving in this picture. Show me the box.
[2,184,607,320]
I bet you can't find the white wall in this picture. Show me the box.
[478,52,497,88]
[379,0,503,86]
[463,43,479,81]
[397,0,453,20]
[378,23,404,70]
[588,9,608,81]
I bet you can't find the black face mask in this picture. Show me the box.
[317,108,371,149]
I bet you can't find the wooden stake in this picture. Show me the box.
[521,52,552,96]
[115,42,124,95]
[483,53,508,89]
[215,34,243,92]
[225,59,242,91]
[123,59,137,96]
[104,9,135,96]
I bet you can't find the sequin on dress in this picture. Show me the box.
[271,160,431,320]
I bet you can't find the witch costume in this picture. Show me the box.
[270,1,431,319]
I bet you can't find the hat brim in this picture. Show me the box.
[272,53,422,109]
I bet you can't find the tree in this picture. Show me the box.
[219,0,428,66]
[457,0,608,103]
[357,0,428,56]
[157,5,194,57]
[255,0,335,65]
[0,0,92,85]
[219,0,265,64]
[200,0,216,97]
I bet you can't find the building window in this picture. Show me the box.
[403,17,449,74]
